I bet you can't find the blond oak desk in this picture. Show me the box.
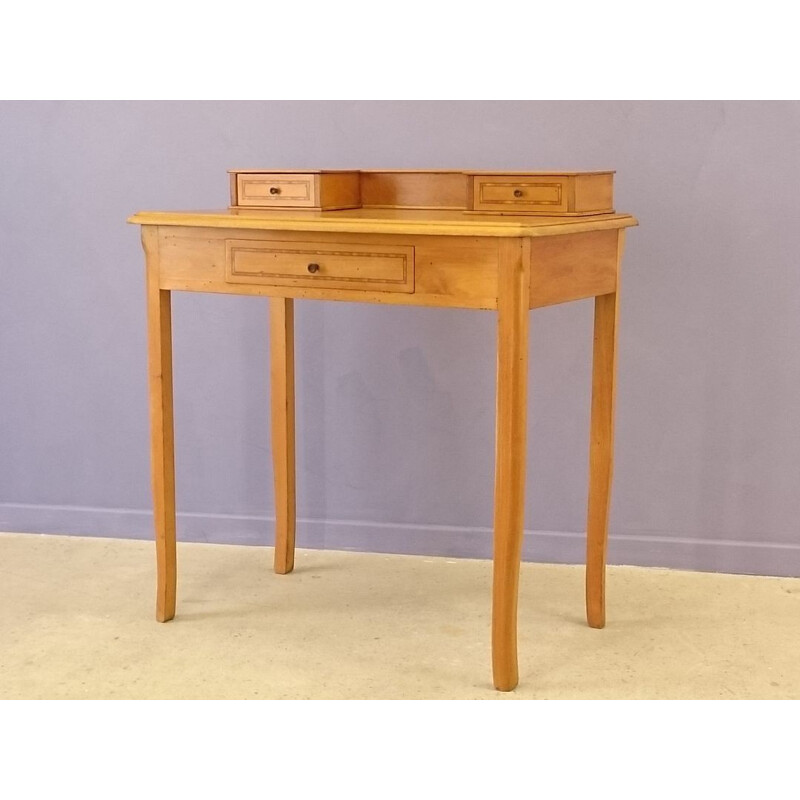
[129,200,637,692]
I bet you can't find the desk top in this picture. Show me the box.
[128,207,638,238]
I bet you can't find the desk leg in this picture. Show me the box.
[270,297,296,574]
[144,228,177,623]
[492,241,530,692]
[585,290,619,629]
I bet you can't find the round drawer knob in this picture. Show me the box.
[269,186,281,195]
[513,189,524,198]
[307,263,320,274]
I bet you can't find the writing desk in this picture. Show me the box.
[130,174,637,692]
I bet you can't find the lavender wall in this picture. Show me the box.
[1,101,798,576]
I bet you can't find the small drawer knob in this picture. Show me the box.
[269,186,281,195]
[513,189,524,198]
[307,263,320,274]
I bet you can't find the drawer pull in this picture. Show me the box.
[307,262,320,274]
[513,189,524,198]
[269,186,281,195]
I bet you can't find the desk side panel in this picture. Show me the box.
[155,226,500,309]
[529,229,620,309]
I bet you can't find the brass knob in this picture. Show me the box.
[269,186,281,195]
[307,263,320,274]
[513,189,524,198]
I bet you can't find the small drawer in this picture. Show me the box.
[225,239,415,293]
[236,173,317,208]
[471,175,569,213]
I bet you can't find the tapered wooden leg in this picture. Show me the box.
[143,227,177,623]
[585,289,620,629]
[270,297,296,574]
[492,240,530,692]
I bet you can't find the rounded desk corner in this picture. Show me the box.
[128,211,167,226]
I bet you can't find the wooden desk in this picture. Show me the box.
[129,193,637,692]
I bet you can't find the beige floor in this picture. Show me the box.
[1,531,798,699]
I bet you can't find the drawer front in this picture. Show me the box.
[472,175,569,213]
[236,173,317,207]
[225,240,415,293]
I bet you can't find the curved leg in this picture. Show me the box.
[585,290,619,628]
[144,227,177,622]
[492,240,530,691]
[270,297,296,574]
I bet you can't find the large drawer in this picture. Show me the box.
[225,239,415,293]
